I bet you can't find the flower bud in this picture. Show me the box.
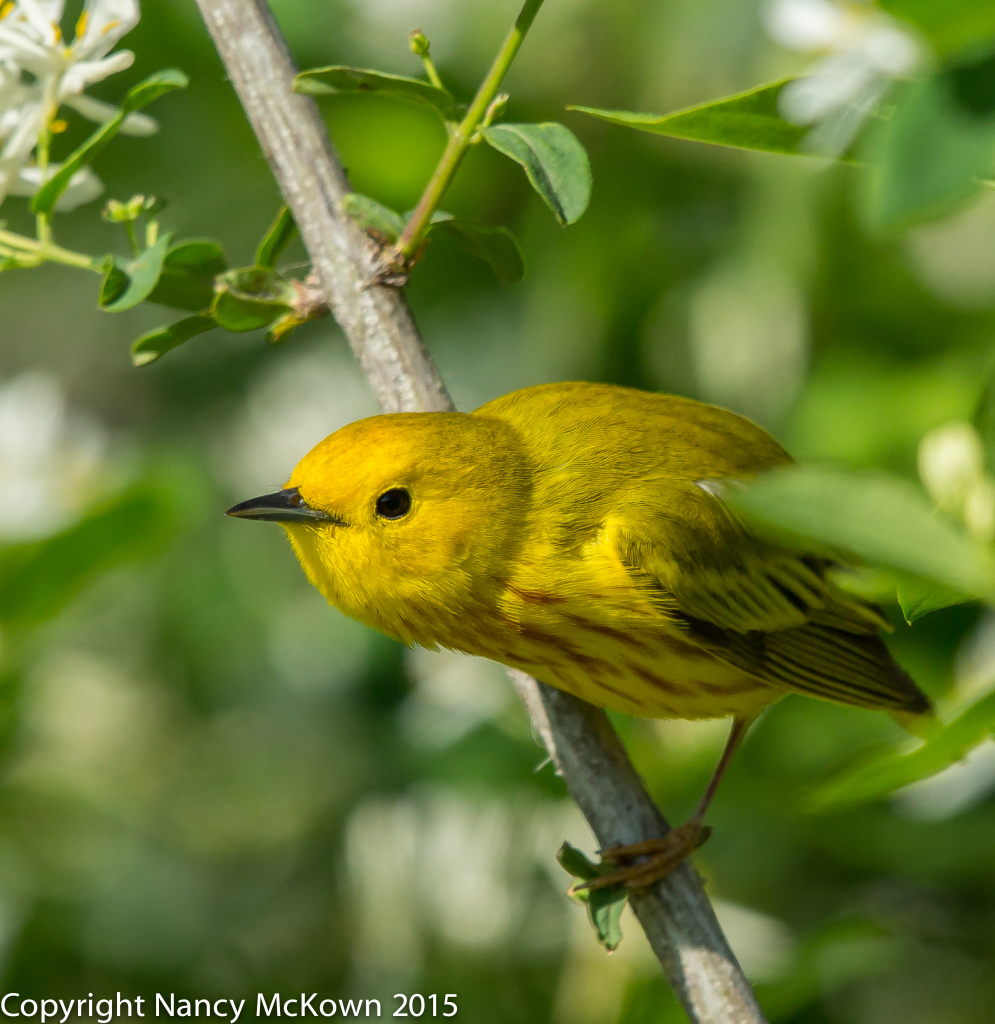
[101,198,127,222]
[488,93,509,121]
[409,29,430,56]
[124,194,148,220]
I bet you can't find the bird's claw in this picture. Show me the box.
[569,822,712,893]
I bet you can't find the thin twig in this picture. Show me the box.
[194,3,767,1021]
[0,228,98,270]
[393,0,546,262]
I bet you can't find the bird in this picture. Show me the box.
[227,381,932,888]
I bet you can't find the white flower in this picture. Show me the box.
[764,0,924,156]
[918,421,985,505]
[0,53,40,204]
[0,49,25,113]
[9,161,104,209]
[0,98,47,206]
[0,372,107,541]
[918,421,995,543]
[0,0,154,208]
[0,0,150,116]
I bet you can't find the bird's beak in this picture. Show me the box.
[225,487,342,524]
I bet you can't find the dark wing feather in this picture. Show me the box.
[619,481,932,715]
[764,625,929,712]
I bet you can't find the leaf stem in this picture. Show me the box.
[393,0,546,262]
[0,229,101,271]
[35,76,58,247]
[419,53,444,91]
[409,30,444,91]
[126,219,141,256]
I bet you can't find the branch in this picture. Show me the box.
[194,4,767,1021]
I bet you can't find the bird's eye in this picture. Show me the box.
[375,488,411,520]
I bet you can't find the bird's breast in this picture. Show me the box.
[477,576,779,720]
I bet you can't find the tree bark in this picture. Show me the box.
[194,3,768,1021]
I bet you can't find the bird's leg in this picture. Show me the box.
[571,716,754,893]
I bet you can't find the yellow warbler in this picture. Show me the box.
[228,382,930,885]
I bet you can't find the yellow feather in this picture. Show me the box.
[272,382,930,726]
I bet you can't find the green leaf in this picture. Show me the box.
[162,239,227,278]
[807,689,995,811]
[294,66,456,118]
[121,68,189,110]
[211,266,295,333]
[569,80,811,158]
[586,885,628,952]
[881,0,995,57]
[131,313,217,367]
[481,123,592,226]
[101,233,172,312]
[973,360,995,477]
[0,483,177,630]
[831,563,974,623]
[341,193,406,242]
[861,76,995,231]
[147,274,216,313]
[99,256,130,307]
[557,843,628,951]
[212,293,287,333]
[829,565,904,603]
[255,207,298,268]
[556,842,600,881]
[32,69,188,217]
[727,466,995,600]
[431,218,524,284]
[896,577,973,623]
[147,239,227,311]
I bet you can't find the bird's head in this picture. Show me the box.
[226,411,530,643]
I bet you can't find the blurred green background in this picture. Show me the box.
[2,0,995,1021]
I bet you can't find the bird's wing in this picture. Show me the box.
[614,480,882,633]
[616,480,929,713]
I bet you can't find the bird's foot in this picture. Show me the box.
[569,821,712,893]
